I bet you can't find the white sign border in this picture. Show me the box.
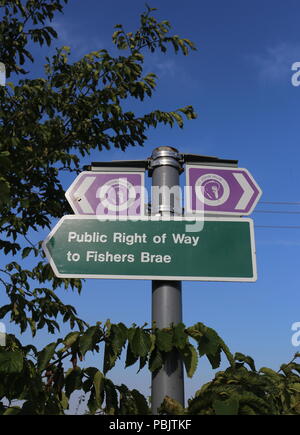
[42,215,257,283]
[185,164,262,216]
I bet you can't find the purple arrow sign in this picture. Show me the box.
[186,165,262,215]
[65,171,145,216]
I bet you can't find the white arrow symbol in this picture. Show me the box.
[73,176,96,213]
[233,173,255,210]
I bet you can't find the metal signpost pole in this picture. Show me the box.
[150,147,184,414]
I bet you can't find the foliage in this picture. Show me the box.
[185,351,300,415]
[0,2,196,338]
[0,321,299,414]
[0,0,68,77]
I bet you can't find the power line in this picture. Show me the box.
[253,205,300,227]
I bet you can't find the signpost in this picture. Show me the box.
[65,170,145,216]
[186,165,262,216]
[43,147,262,414]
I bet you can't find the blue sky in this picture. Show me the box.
[2,0,300,410]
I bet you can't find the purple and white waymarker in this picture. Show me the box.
[186,165,262,216]
[65,171,145,216]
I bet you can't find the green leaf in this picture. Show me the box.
[158,396,185,415]
[236,392,270,414]
[171,111,183,128]
[180,343,198,378]
[104,378,118,414]
[94,370,105,407]
[103,344,118,374]
[0,179,10,205]
[103,323,127,373]
[173,323,187,350]
[82,367,98,393]
[187,322,229,369]
[60,392,69,411]
[37,342,57,372]
[289,383,300,393]
[156,329,173,353]
[111,323,127,354]
[131,389,150,414]
[234,352,256,371]
[59,331,80,353]
[130,327,151,358]
[207,350,221,369]
[0,351,23,373]
[259,367,280,378]
[21,247,32,259]
[63,331,81,346]
[194,325,220,357]
[213,397,239,415]
[125,343,139,368]
[0,305,11,319]
[149,348,163,373]
[65,367,82,398]
[79,326,99,356]
[138,355,148,373]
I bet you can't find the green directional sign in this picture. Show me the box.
[42,216,257,282]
